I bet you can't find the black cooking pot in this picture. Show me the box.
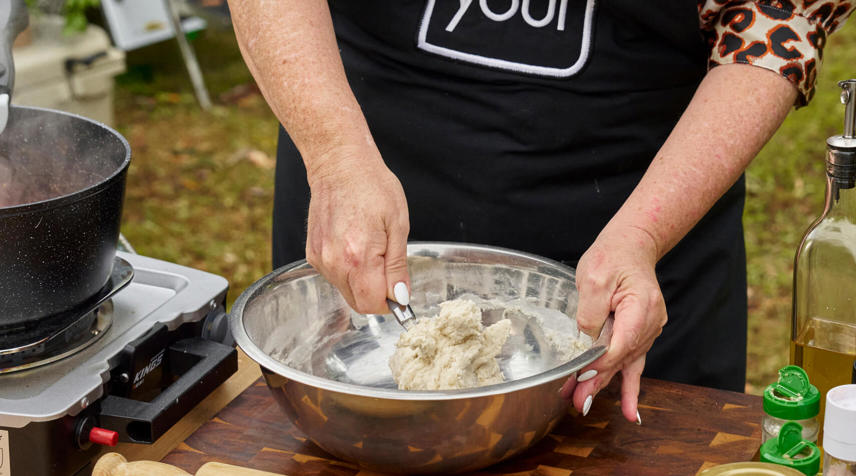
[0,106,131,326]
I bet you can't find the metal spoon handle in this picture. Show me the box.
[386,298,416,330]
[0,0,28,95]
[0,0,27,134]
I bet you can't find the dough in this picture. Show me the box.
[389,299,511,391]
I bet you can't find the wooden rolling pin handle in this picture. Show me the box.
[92,453,191,476]
[93,453,285,476]
[197,462,284,476]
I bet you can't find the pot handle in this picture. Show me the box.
[98,338,238,444]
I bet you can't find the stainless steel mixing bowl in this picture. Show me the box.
[230,242,610,474]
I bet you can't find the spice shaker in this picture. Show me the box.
[760,421,821,476]
[791,79,856,428]
[822,384,856,476]
[762,366,820,443]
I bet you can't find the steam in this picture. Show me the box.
[0,109,119,208]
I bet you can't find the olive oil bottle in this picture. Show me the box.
[791,80,856,428]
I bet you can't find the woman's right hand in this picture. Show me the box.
[304,146,411,315]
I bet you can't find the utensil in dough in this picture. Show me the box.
[386,298,416,330]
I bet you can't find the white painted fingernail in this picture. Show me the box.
[582,395,593,416]
[393,281,410,306]
[577,369,597,382]
[636,410,642,426]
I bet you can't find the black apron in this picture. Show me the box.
[273,0,748,392]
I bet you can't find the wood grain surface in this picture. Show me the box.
[160,377,763,476]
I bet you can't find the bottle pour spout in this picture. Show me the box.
[827,80,856,174]
[839,79,856,139]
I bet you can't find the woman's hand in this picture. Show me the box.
[560,225,667,424]
[305,146,411,315]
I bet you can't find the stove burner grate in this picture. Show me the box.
[0,257,134,373]
[0,303,113,373]
[0,292,101,347]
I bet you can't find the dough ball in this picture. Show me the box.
[389,299,511,391]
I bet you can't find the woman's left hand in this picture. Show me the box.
[560,224,668,424]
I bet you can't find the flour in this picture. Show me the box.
[389,299,511,391]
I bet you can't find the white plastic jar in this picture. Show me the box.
[823,384,856,476]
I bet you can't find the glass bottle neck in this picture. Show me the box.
[823,174,856,220]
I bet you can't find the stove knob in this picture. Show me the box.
[89,427,119,446]
[74,415,119,449]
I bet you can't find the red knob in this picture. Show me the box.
[89,427,119,446]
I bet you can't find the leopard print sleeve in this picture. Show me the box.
[699,1,856,106]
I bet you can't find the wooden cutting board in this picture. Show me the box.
[161,377,763,476]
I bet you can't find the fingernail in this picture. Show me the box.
[394,281,410,305]
[577,369,597,382]
[582,395,593,416]
[636,410,642,426]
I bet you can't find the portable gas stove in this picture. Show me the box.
[0,251,236,476]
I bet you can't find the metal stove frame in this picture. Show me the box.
[0,251,235,476]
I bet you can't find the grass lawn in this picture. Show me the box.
[114,14,856,394]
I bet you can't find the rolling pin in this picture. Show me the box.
[92,452,286,476]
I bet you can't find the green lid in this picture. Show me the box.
[762,366,820,420]
[759,422,821,476]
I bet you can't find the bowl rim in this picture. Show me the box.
[230,241,608,400]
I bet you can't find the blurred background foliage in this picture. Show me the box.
[25,0,101,34]
[104,6,855,394]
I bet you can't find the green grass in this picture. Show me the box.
[114,18,856,394]
[115,24,278,303]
